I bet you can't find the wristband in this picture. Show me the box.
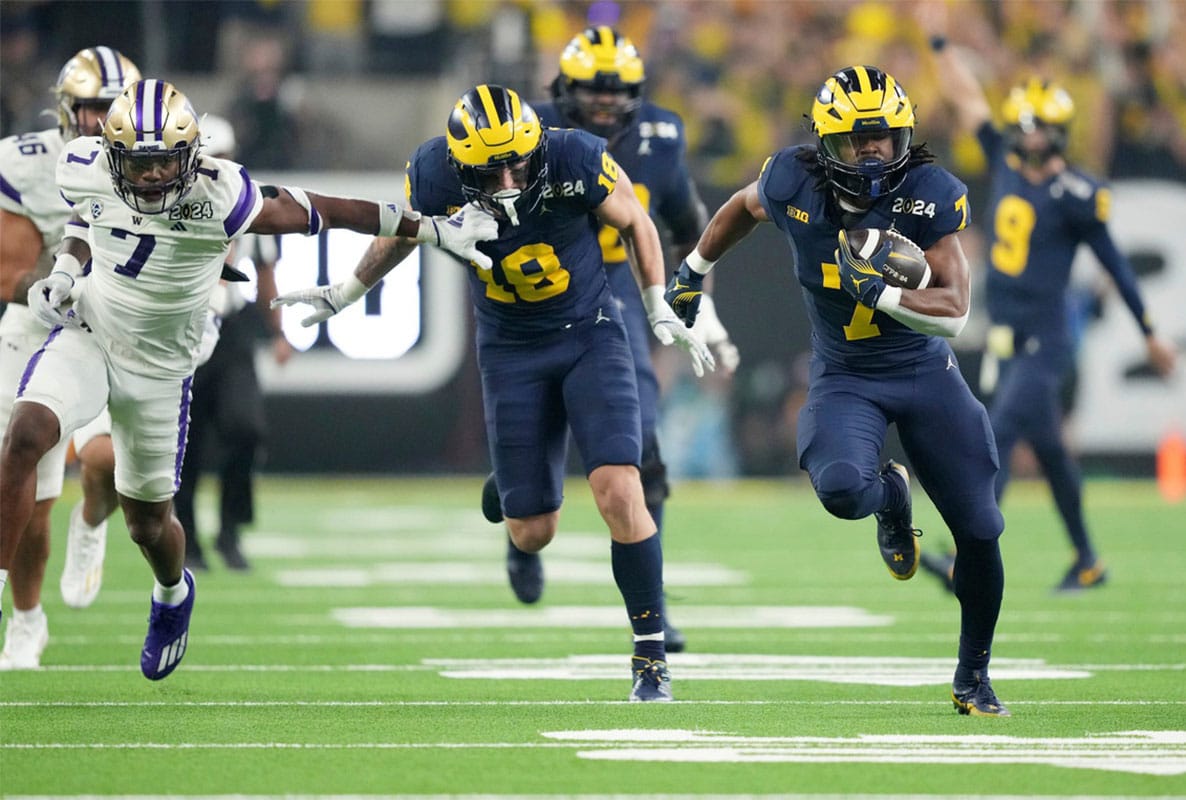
[340,274,370,304]
[685,248,716,275]
[53,252,84,279]
[377,202,405,237]
[641,285,668,318]
[929,35,947,52]
[874,285,902,312]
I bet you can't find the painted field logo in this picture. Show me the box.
[544,729,1186,776]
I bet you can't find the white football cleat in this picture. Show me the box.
[0,608,49,670]
[60,501,108,608]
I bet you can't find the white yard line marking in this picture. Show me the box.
[279,562,746,587]
[550,729,1186,776]
[331,606,888,628]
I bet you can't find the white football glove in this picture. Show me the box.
[416,202,499,270]
[271,274,369,328]
[642,286,715,378]
[691,293,740,375]
[27,271,76,329]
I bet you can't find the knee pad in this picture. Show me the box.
[814,461,867,520]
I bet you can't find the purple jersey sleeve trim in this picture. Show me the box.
[223,167,258,237]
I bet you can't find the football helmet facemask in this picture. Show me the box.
[54,46,141,140]
[811,65,915,202]
[1001,78,1074,165]
[551,26,645,141]
[446,84,547,226]
[102,79,202,214]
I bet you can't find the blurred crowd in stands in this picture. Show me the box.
[4,1,1186,188]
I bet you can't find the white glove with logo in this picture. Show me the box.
[416,202,499,270]
[271,274,369,328]
[642,285,715,378]
[27,271,76,329]
[692,293,740,375]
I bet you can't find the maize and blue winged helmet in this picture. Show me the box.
[446,84,547,225]
[811,65,915,202]
[551,25,645,141]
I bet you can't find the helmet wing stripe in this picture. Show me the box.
[94,46,121,93]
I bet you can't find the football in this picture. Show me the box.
[843,228,931,290]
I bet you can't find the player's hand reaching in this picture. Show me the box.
[271,275,369,327]
[644,286,715,377]
[417,202,499,270]
[28,271,76,329]
[664,260,705,327]
[692,294,740,375]
[836,229,892,309]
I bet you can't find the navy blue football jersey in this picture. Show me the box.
[978,124,1130,339]
[405,128,619,336]
[756,145,971,370]
[535,101,702,268]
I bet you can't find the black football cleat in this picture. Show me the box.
[480,472,504,524]
[506,536,543,604]
[629,656,673,702]
[952,671,1011,717]
[920,550,956,594]
[874,460,921,580]
[1053,559,1107,593]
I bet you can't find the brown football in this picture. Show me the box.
[843,228,931,289]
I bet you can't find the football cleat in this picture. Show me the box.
[506,536,543,604]
[920,550,956,594]
[0,609,49,670]
[480,472,503,523]
[629,656,673,702]
[1053,559,1107,593]
[60,501,108,608]
[874,460,921,580]
[952,671,1011,717]
[140,569,195,680]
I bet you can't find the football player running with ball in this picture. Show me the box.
[273,84,714,701]
[0,79,497,680]
[664,65,1010,716]
[923,33,1176,594]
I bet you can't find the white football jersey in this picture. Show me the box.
[57,136,264,378]
[0,127,68,338]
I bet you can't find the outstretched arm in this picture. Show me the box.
[927,37,992,135]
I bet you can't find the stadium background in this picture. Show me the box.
[2,0,1183,478]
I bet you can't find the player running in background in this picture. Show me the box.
[922,34,1176,593]
[664,65,1010,716]
[0,46,136,669]
[0,78,497,679]
[273,84,714,701]
[477,27,738,651]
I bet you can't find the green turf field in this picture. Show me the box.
[2,475,1184,798]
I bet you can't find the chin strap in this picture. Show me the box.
[491,189,521,226]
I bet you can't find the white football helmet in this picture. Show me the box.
[200,113,237,159]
